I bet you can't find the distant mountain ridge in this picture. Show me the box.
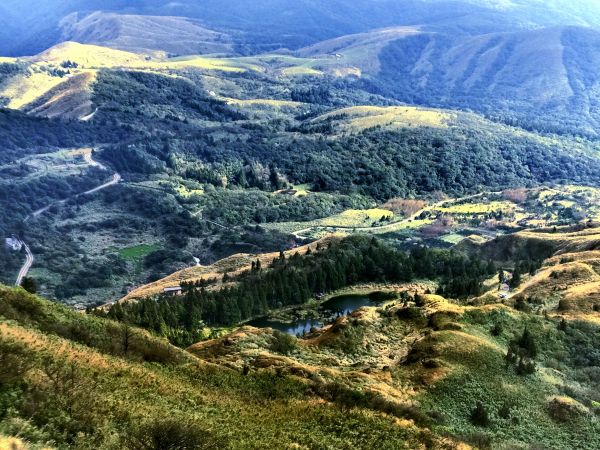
[3,0,600,56]
[371,25,600,135]
[58,11,232,55]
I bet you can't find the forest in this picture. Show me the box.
[101,235,502,346]
[2,63,600,301]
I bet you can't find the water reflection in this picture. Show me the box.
[246,295,378,336]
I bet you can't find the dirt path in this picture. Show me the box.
[15,149,120,286]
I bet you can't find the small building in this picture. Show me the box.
[163,286,183,296]
[5,237,22,251]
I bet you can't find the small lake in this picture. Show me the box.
[245,295,380,336]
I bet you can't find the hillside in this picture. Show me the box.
[295,27,421,75]
[373,25,600,136]
[0,286,443,449]
[58,11,233,55]
[1,32,600,305]
[2,224,600,448]
[4,0,600,56]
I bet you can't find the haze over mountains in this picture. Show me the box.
[2,0,600,135]
[3,0,600,56]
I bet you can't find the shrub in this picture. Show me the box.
[124,417,223,449]
[269,331,297,355]
[498,402,512,420]
[471,401,490,427]
[490,322,503,336]
[548,397,588,423]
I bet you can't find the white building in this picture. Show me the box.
[5,237,22,251]
[163,286,183,296]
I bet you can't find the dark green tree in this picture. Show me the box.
[20,276,37,294]
[471,401,490,427]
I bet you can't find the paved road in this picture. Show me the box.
[15,150,120,286]
[15,240,34,287]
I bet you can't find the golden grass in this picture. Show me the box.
[419,294,464,316]
[518,262,599,294]
[118,236,340,302]
[0,71,67,109]
[435,201,515,214]
[512,241,600,313]
[319,208,394,227]
[514,227,600,254]
[167,57,261,72]
[31,42,261,73]
[33,42,150,67]
[312,106,454,133]
[0,322,119,372]
[25,71,97,119]
[0,436,50,450]
[175,185,204,198]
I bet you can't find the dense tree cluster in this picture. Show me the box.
[103,236,496,346]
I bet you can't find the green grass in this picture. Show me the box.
[118,244,160,261]
[415,308,600,449]
[0,287,436,450]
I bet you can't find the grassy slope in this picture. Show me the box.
[58,11,233,55]
[310,105,454,133]
[3,227,600,448]
[190,292,600,450]
[0,286,451,450]
[118,236,338,302]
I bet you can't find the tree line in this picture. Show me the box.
[100,236,497,347]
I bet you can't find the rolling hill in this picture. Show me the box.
[58,11,233,55]
[295,27,421,75]
[2,224,600,449]
[371,25,600,136]
[4,0,600,56]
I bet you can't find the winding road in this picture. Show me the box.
[15,241,34,287]
[14,149,120,286]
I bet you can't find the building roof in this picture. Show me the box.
[163,286,182,292]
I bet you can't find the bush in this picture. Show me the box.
[269,331,297,355]
[471,401,490,427]
[124,417,223,450]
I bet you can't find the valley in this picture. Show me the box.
[1,2,600,449]
[1,36,600,306]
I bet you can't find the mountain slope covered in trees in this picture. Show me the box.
[2,226,599,449]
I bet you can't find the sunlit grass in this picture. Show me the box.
[0,70,66,108]
[312,106,454,133]
[118,244,161,261]
[436,201,514,214]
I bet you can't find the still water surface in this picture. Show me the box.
[246,295,377,335]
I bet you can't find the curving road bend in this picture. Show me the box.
[15,240,34,287]
[15,149,120,286]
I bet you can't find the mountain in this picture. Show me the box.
[58,11,232,55]
[376,25,600,135]
[5,1,598,134]
[1,2,600,449]
[1,36,599,302]
[4,0,600,56]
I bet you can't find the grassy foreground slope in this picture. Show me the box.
[2,225,600,449]
[188,293,600,449]
[0,286,460,450]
